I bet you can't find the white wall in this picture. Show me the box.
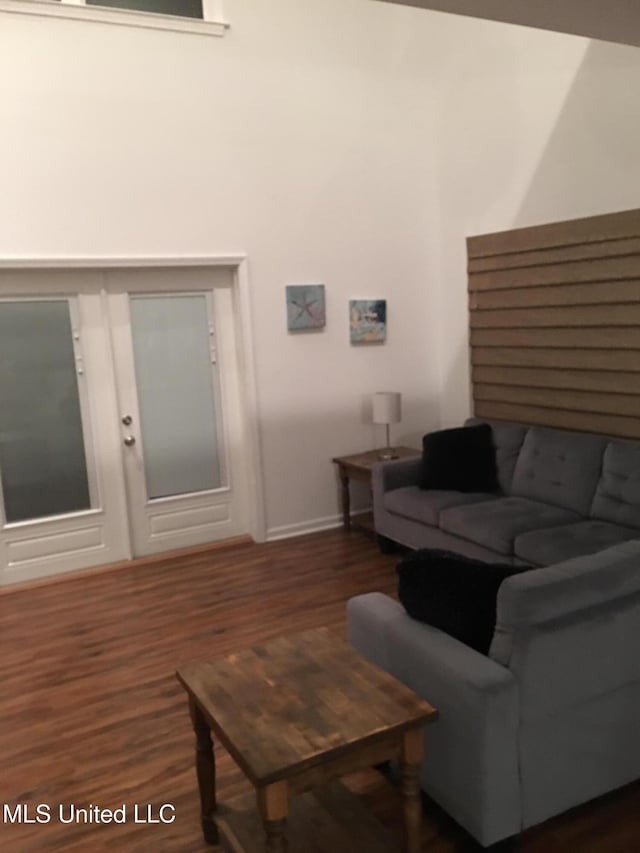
[1,0,640,538]
[418,11,640,426]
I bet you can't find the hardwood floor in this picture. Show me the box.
[1,529,638,852]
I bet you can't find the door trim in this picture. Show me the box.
[0,256,266,544]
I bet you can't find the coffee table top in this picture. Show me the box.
[176,627,436,786]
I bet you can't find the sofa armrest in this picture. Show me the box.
[372,456,422,497]
[347,593,522,847]
[347,592,518,706]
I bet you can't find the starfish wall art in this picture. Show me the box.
[286,284,326,331]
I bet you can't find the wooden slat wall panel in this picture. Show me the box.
[475,384,640,417]
[473,366,640,394]
[467,208,640,258]
[471,327,640,348]
[474,401,640,439]
[469,208,640,440]
[470,255,640,291]
[472,347,640,371]
[468,237,640,273]
[471,279,640,309]
[471,304,640,328]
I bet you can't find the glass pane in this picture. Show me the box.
[0,301,91,523]
[86,0,203,18]
[130,295,222,499]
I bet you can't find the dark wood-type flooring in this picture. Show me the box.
[1,529,638,852]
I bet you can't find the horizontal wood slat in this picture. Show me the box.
[475,383,640,417]
[469,255,640,291]
[470,327,640,349]
[470,303,640,329]
[472,366,640,395]
[474,401,640,440]
[470,279,640,310]
[472,346,640,372]
[469,208,640,440]
[468,237,640,274]
[467,208,640,259]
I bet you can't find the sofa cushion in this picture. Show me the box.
[397,549,528,654]
[384,486,496,527]
[591,439,640,529]
[514,520,639,566]
[419,424,499,493]
[467,419,528,493]
[510,426,606,515]
[439,496,580,556]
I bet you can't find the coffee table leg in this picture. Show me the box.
[258,780,288,853]
[188,697,218,845]
[401,728,423,853]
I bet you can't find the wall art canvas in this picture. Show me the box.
[349,299,386,343]
[286,284,326,331]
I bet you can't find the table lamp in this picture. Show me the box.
[373,391,402,460]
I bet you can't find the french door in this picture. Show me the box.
[107,268,249,556]
[0,266,251,585]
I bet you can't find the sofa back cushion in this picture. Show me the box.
[591,439,640,529]
[510,426,606,515]
[419,424,499,492]
[466,419,528,493]
[490,541,640,719]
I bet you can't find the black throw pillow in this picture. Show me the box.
[418,423,499,493]
[396,549,529,654]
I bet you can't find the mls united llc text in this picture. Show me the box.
[3,803,176,825]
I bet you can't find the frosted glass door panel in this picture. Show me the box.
[130,295,222,499]
[0,301,91,523]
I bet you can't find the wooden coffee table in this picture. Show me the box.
[176,627,437,852]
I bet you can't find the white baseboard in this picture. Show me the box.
[266,509,371,542]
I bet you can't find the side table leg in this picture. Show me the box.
[339,470,351,531]
[401,727,423,853]
[188,697,218,845]
[258,780,289,853]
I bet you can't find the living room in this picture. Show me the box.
[1,0,640,850]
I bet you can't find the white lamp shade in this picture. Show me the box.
[372,391,402,425]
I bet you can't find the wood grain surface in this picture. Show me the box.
[216,781,401,852]
[468,207,640,439]
[177,628,435,786]
[332,447,419,475]
[1,530,639,851]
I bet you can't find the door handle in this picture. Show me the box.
[123,435,136,447]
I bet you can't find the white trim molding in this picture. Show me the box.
[0,255,246,270]
[266,510,372,542]
[0,0,229,37]
[267,515,343,542]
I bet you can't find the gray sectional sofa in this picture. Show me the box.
[373,419,640,565]
[347,420,640,847]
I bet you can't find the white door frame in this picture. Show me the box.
[0,256,266,549]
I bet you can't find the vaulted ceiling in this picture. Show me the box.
[377,1,640,49]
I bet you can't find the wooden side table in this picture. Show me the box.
[332,448,419,531]
[176,627,437,852]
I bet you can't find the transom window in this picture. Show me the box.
[55,0,203,18]
[2,0,228,36]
